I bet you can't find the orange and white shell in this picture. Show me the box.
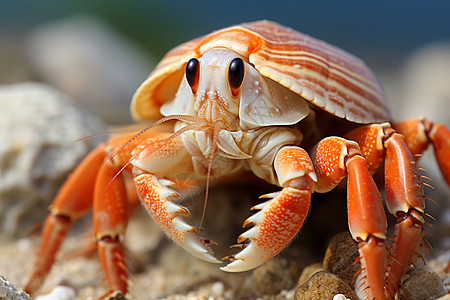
[132,20,390,124]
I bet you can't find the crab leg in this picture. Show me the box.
[25,145,107,295]
[382,126,425,298]
[25,130,159,295]
[312,136,388,300]
[393,118,450,185]
[93,158,129,294]
[222,146,315,272]
[347,123,427,299]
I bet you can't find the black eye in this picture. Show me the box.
[186,58,199,94]
[228,58,245,93]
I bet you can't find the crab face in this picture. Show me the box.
[161,48,310,131]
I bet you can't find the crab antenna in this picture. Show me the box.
[198,121,223,235]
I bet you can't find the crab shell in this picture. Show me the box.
[131,20,390,124]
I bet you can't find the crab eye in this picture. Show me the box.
[228,57,244,95]
[186,58,200,94]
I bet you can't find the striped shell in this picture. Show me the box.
[131,20,390,124]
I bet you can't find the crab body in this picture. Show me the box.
[25,21,450,299]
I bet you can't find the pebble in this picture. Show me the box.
[251,257,302,296]
[294,271,358,300]
[323,231,359,288]
[400,267,446,300]
[297,263,324,287]
[34,286,76,300]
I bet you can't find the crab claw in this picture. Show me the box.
[134,173,220,263]
[221,187,312,272]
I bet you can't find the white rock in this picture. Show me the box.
[333,294,350,300]
[35,286,76,300]
[0,82,106,240]
[0,276,31,300]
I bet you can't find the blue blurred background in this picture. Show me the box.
[1,0,450,125]
[2,0,449,69]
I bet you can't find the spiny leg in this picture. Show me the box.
[347,123,427,299]
[312,136,388,300]
[221,146,316,272]
[381,126,425,298]
[25,145,107,295]
[93,158,129,295]
[393,118,450,185]
[25,129,168,295]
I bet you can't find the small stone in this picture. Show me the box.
[252,257,301,296]
[323,232,359,288]
[34,285,76,300]
[0,276,32,300]
[106,291,128,300]
[297,263,324,287]
[333,294,351,300]
[400,267,446,300]
[294,271,358,300]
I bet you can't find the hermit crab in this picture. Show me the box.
[25,20,450,299]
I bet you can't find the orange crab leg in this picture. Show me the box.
[382,128,425,298]
[394,118,450,185]
[347,123,427,298]
[25,145,107,295]
[93,158,129,294]
[222,146,315,271]
[312,136,388,300]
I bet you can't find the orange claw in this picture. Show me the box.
[222,146,315,272]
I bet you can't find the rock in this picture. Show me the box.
[102,291,128,300]
[0,276,31,300]
[400,267,446,300]
[251,257,303,296]
[294,271,358,300]
[0,82,106,240]
[34,286,76,300]
[323,232,359,288]
[297,263,324,287]
[26,14,155,124]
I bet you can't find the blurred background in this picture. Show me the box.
[1,0,450,122]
